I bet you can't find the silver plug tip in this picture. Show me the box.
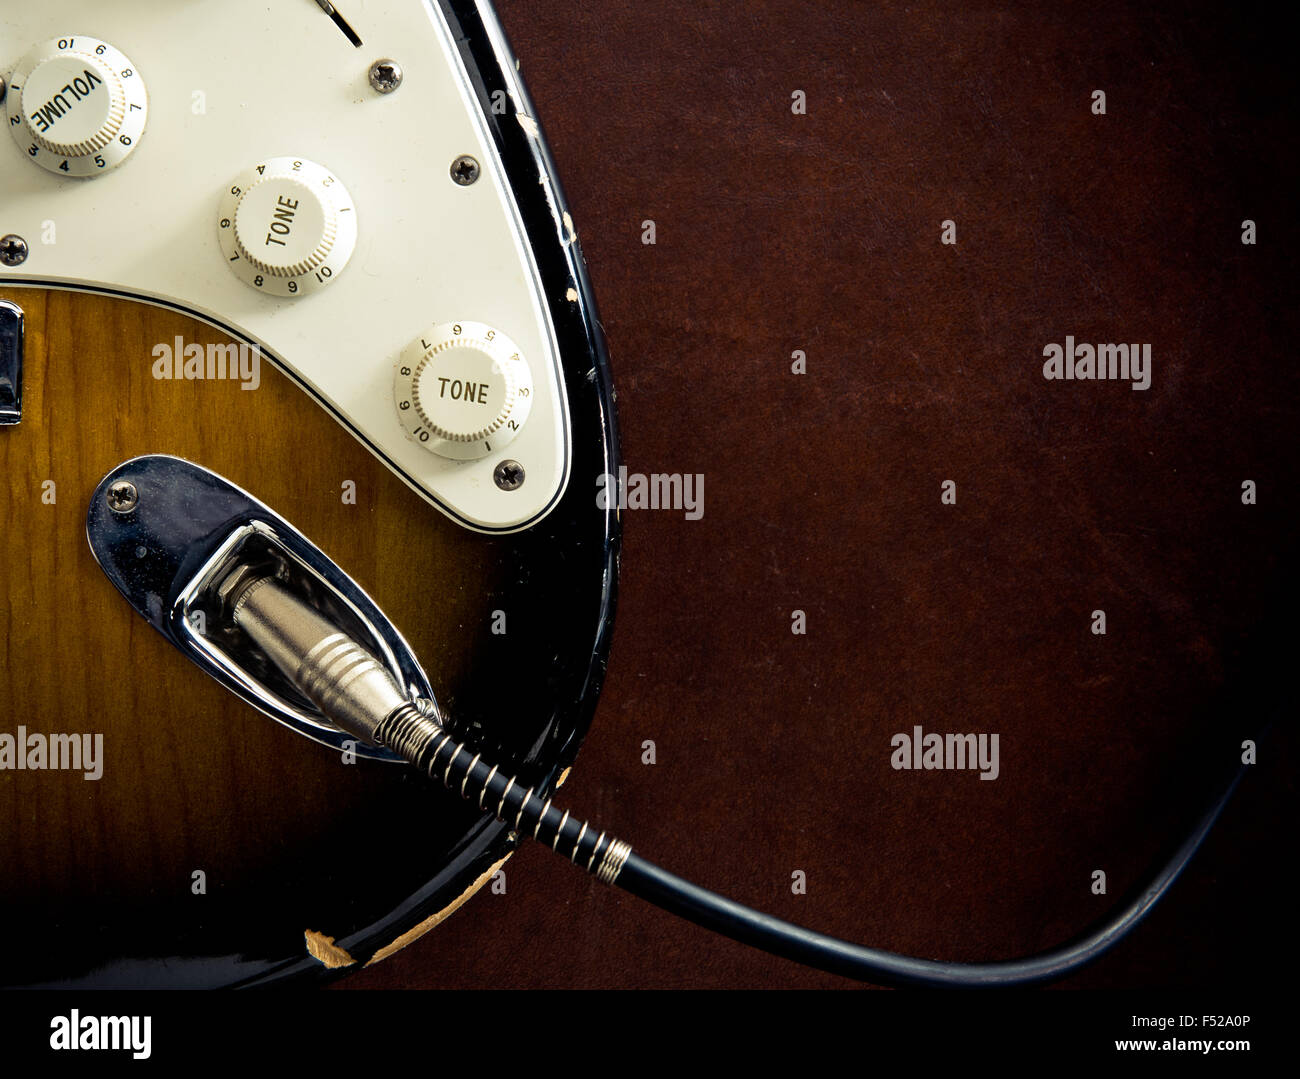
[227,573,409,744]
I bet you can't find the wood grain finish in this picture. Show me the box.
[0,287,611,986]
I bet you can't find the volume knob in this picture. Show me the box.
[6,36,148,177]
[217,157,357,297]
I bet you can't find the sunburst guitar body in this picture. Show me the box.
[0,0,618,987]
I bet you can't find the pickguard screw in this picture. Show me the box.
[494,460,525,491]
[0,235,28,267]
[368,59,403,94]
[451,154,480,186]
[106,480,139,514]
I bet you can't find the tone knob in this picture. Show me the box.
[5,36,148,177]
[394,322,535,461]
[217,157,357,297]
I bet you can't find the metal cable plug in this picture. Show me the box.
[221,571,410,745]
[219,567,633,882]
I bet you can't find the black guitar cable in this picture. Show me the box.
[228,569,1261,988]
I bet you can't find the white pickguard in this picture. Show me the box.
[0,0,571,532]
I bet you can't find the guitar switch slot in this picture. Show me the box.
[0,300,22,425]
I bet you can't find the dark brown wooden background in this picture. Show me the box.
[341,0,1297,989]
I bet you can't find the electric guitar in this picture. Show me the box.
[1,0,617,987]
[1,0,1289,990]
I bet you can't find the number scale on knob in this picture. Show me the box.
[5,36,148,177]
[394,321,535,461]
[217,157,357,297]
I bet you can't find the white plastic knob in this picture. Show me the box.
[5,36,148,177]
[394,322,535,460]
[217,157,357,297]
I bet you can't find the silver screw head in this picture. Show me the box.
[450,154,480,186]
[493,460,525,491]
[369,59,403,94]
[0,75,7,104]
[0,235,28,267]
[106,480,139,514]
